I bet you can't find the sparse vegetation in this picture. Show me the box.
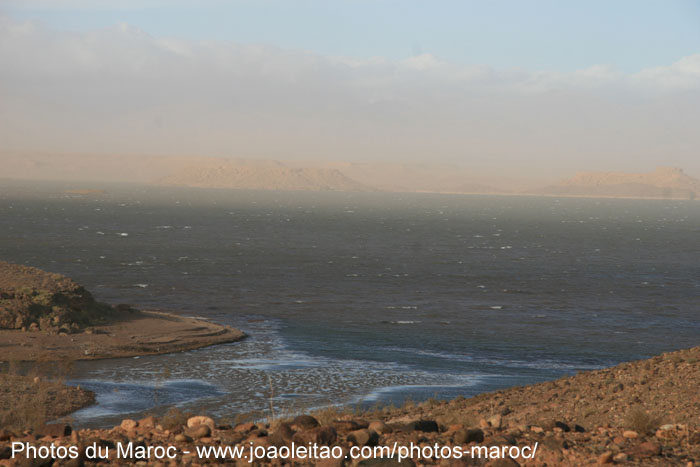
[160,407,192,431]
[0,358,92,432]
[625,407,661,434]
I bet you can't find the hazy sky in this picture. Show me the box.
[1,1,699,176]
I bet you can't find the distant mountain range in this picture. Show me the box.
[530,167,699,200]
[158,162,700,200]
[156,159,369,192]
[1,152,698,200]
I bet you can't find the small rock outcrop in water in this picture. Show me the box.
[0,261,114,332]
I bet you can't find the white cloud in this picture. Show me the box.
[0,15,699,175]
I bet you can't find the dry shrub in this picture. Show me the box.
[160,407,192,431]
[0,375,50,431]
[625,407,661,434]
[312,405,353,425]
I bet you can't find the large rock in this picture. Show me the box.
[185,425,211,440]
[36,424,72,438]
[368,421,391,434]
[187,416,215,430]
[268,422,295,447]
[292,426,338,446]
[404,420,439,433]
[347,429,379,447]
[292,414,320,430]
[453,428,484,444]
[120,419,137,431]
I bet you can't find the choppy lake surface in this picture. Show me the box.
[1,181,698,427]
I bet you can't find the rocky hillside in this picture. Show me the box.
[157,160,370,192]
[533,167,700,200]
[0,262,114,333]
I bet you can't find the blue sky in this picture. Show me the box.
[4,0,700,72]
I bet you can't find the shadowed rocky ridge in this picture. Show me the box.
[0,261,115,332]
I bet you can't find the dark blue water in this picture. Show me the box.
[1,180,698,426]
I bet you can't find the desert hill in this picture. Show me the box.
[156,159,371,192]
[2,152,699,200]
[533,167,699,200]
[312,161,510,194]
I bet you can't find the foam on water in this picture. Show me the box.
[69,380,221,421]
[1,184,698,426]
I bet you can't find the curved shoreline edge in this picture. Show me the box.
[0,310,246,362]
[1,311,246,427]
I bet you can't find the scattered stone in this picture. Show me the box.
[405,420,439,433]
[357,457,416,467]
[489,458,521,467]
[233,422,256,432]
[630,441,662,458]
[348,429,379,447]
[334,420,361,432]
[317,426,338,445]
[453,428,484,444]
[272,423,295,442]
[292,426,337,446]
[489,415,503,429]
[35,424,71,438]
[542,436,565,451]
[120,419,137,431]
[185,425,211,440]
[368,421,391,434]
[554,421,570,432]
[138,416,156,430]
[292,415,320,430]
[186,416,215,431]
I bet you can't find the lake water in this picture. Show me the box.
[1,181,698,427]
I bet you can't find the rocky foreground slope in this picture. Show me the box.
[3,346,700,466]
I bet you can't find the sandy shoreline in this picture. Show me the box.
[0,310,246,362]
[0,310,246,432]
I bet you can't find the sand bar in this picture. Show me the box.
[0,310,246,362]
